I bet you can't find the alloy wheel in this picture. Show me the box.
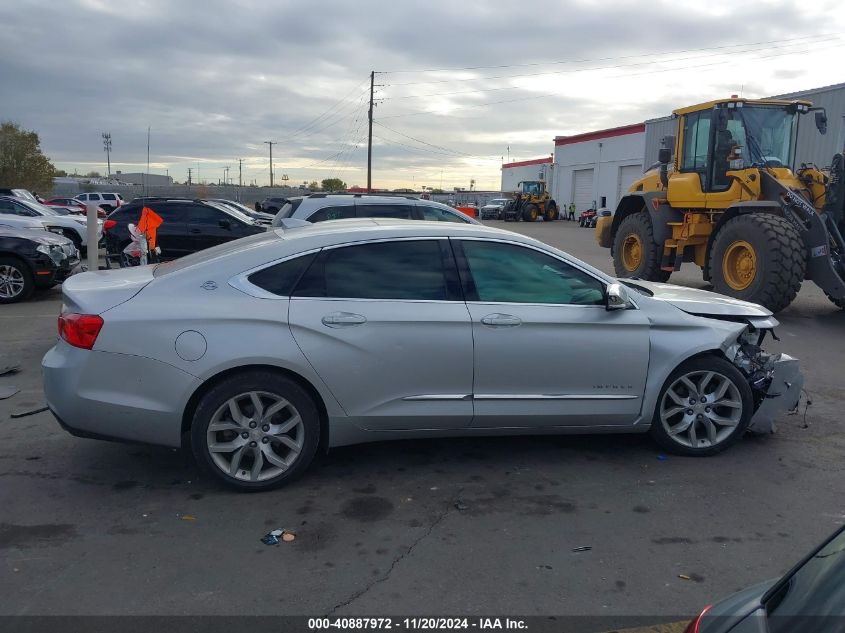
[206,391,305,482]
[659,370,743,449]
[0,265,25,299]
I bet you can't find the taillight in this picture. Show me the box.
[103,219,117,231]
[58,313,104,350]
[683,605,712,633]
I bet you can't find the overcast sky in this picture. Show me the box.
[2,0,844,190]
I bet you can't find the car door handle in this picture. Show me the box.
[321,312,367,327]
[480,313,522,327]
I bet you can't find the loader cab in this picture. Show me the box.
[518,181,545,197]
[669,99,811,208]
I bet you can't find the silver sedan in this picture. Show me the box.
[43,219,802,490]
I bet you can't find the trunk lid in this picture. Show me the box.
[61,265,155,314]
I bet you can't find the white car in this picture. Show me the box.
[76,192,124,213]
[0,196,102,252]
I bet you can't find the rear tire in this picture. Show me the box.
[544,201,558,222]
[709,213,805,312]
[0,257,34,304]
[191,371,321,491]
[650,355,753,457]
[612,212,670,281]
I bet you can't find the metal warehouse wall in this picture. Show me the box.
[552,131,645,212]
[643,116,677,168]
[501,160,552,192]
[774,82,845,168]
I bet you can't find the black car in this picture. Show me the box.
[102,198,265,262]
[260,197,288,213]
[0,228,79,303]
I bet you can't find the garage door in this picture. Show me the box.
[616,164,643,207]
[572,168,594,211]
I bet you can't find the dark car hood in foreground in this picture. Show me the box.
[628,280,773,318]
[0,228,72,246]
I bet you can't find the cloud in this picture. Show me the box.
[1,0,843,189]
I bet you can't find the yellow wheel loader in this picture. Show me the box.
[503,181,559,222]
[595,97,845,312]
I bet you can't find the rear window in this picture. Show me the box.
[308,205,355,223]
[153,231,281,277]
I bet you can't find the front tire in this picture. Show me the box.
[191,371,320,491]
[0,257,34,304]
[612,212,670,281]
[709,213,805,312]
[523,203,539,222]
[650,356,753,456]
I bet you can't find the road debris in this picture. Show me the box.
[180,515,197,521]
[454,500,468,511]
[678,574,691,580]
[262,529,296,545]
[0,386,20,400]
[10,406,49,419]
[571,546,592,552]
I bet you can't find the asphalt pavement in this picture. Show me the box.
[1,219,843,623]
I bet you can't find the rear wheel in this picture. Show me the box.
[0,257,34,304]
[612,212,670,281]
[709,213,804,312]
[650,356,753,456]
[191,371,320,491]
[523,203,539,222]
[544,201,558,222]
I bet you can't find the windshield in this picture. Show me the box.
[723,106,798,168]
[203,200,255,224]
[765,526,845,632]
[18,199,60,216]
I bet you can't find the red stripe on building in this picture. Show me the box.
[554,123,645,146]
[501,157,553,169]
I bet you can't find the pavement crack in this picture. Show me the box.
[327,504,452,615]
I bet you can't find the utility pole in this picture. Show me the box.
[224,166,230,185]
[187,168,192,186]
[102,132,112,178]
[367,70,374,192]
[264,141,276,187]
[238,159,243,188]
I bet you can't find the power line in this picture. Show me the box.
[380,36,843,100]
[379,39,845,119]
[378,32,840,75]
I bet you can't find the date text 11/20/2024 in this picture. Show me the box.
[308,618,528,630]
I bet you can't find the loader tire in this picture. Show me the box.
[544,201,558,222]
[612,212,670,281]
[709,213,805,312]
[523,204,539,222]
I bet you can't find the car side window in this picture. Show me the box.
[102,194,116,200]
[89,194,101,201]
[460,241,605,305]
[307,205,355,223]
[421,205,469,223]
[187,206,227,225]
[248,253,317,296]
[77,194,87,201]
[355,203,413,219]
[294,240,449,301]
[0,200,17,214]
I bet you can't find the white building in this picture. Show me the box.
[551,123,645,213]
[500,157,553,193]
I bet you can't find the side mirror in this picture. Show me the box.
[605,283,632,311]
[815,110,827,135]
[218,218,231,230]
[658,147,671,165]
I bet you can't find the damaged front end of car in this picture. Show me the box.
[725,317,803,434]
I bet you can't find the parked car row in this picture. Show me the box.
[0,196,102,253]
